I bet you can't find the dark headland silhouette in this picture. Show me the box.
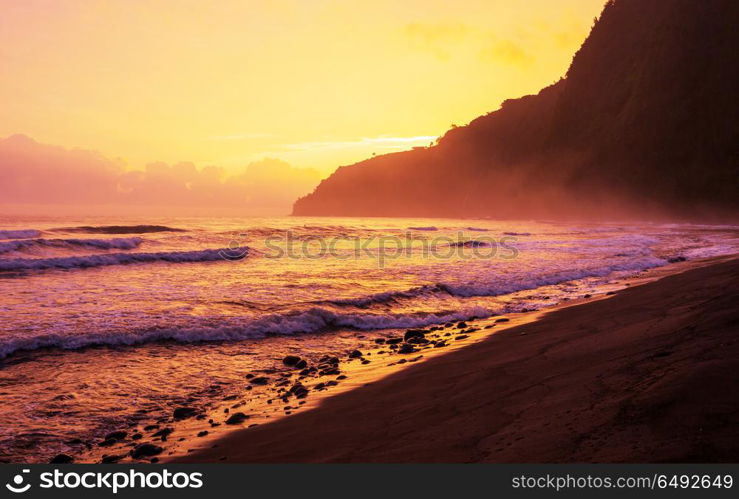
[293,0,739,220]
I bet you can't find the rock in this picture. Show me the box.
[455,335,469,340]
[225,412,249,425]
[143,424,159,431]
[495,318,510,323]
[668,256,687,263]
[398,344,416,354]
[282,355,302,366]
[374,338,386,344]
[289,383,310,399]
[105,430,127,441]
[101,454,124,463]
[404,329,425,341]
[197,431,209,437]
[348,350,363,359]
[131,433,143,440]
[50,454,74,464]
[295,359,308,369]
[386,338,403,345]
[249,377,270,385]
[319,355,340,365]
[456,322,468,328]
[98,439,117,447]
[173,407,198,419]
[152,427,173,439]
[131,443,163,459]
[318,367,340,376]
[245,373,254,379]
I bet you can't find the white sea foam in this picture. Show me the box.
[0,306,491,358]
[0,246,248,271]
[326,256,668,306]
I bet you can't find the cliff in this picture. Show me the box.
[293,0,739,220]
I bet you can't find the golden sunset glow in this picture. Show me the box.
[1,0,604,174]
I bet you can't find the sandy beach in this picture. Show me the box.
[177,257,739,463]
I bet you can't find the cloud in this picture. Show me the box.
[404,22,469,61]
[0,134,321,215]
[479,39,535,67]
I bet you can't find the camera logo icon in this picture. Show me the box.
[5,469,31,493]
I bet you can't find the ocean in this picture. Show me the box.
[1,215,737,462]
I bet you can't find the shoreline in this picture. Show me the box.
[173,255,739,463]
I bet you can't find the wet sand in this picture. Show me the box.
[176,257,739,463]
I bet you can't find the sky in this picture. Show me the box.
[0,0,605,214]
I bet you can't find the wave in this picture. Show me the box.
[0,306,492,359]
[0,246,249,271]
[52,225,185,234]
[447,240,494,248]
[324,256,669,307]
[0,229,41,240]
[0,237,143,254]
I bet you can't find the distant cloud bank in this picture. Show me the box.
[0,135,323,216]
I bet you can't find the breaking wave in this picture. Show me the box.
[0,237,143,254]
[52,225,185,234]
[0,246,249,271]
[0,229,41,240]
[0,306,491,359]
[324,256,670,307]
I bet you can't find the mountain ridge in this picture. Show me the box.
[293,0,739,220]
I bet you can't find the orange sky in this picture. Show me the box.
[0,0,605,177]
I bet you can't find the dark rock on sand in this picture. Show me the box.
[456,322,468,328]
[495,318,510,323]
[197,431,209,437]
[98,439,118,447]
[290,383,310,399]
[404,330,425,341]
[173,407,198,419]
[131,433,143,440]
[225,412,250,425]
[249,377,270,385]
[349,350,363,359]
[152,427,174,439]
[398,344,416,354]
[386,338,403,345]
[50,454,74,464]
[282,355,301,366]
[131,443,163,459]
[101,454,124,464]
[319,367,341,376]
[105,430,127,441]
